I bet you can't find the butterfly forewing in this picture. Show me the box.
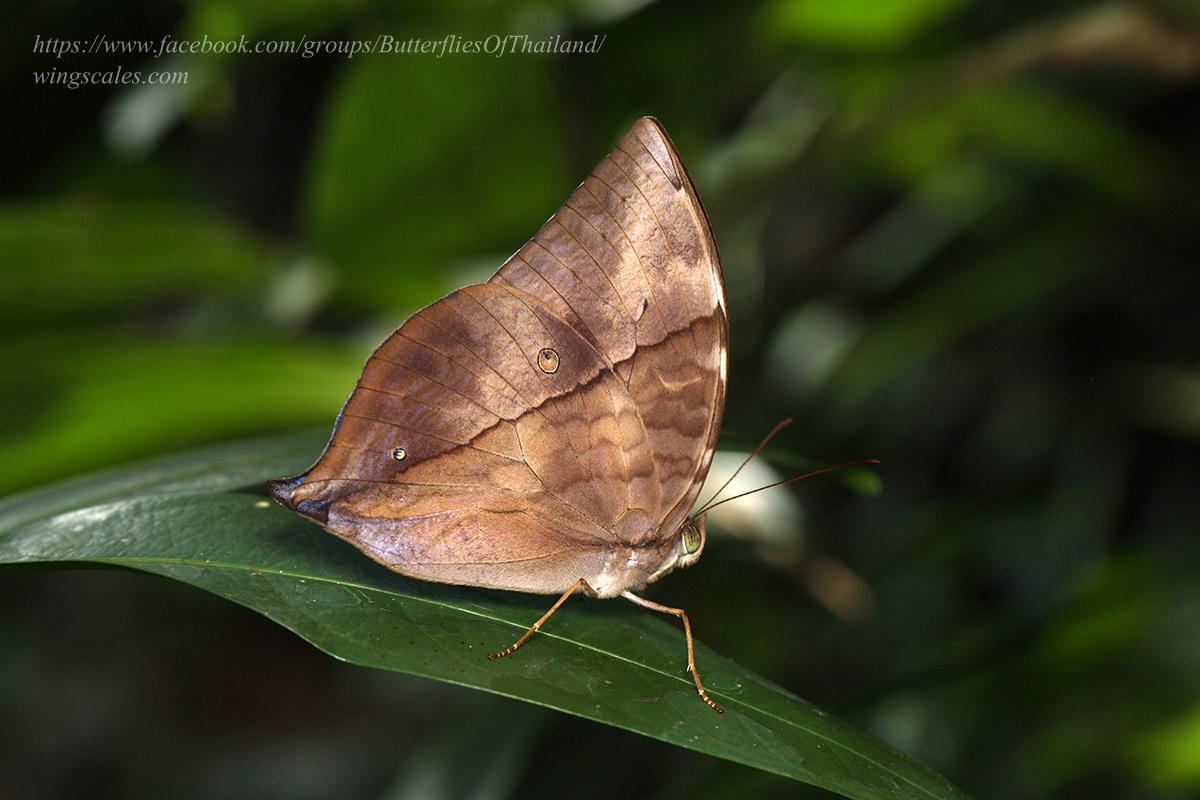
[494,117,727,538]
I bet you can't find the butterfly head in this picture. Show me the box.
[676,514,708,569]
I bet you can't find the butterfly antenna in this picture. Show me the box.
[697,459,881,515]
[695,418,794,516]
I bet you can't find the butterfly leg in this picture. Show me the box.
[488,578,595,660]
[621,592,724,713]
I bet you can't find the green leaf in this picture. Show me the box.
[0,434,969,800]
[0,200,272,331]
[867,84,1169,203]
[1132,703,1200,790]
[763,0,965,50]
[0,334,363,496]
[305,32,570,311]
[821,219,1110,420]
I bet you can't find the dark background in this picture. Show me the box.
[3,1,1200,798]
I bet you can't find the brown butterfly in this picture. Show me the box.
[271,116,731,711]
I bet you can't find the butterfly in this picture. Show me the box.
[271,116,731,710]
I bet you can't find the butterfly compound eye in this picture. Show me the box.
[537,347,560,374]
[682,523,702,554]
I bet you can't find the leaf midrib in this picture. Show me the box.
[41,550,945,798]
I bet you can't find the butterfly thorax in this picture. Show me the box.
[591,514,708,598]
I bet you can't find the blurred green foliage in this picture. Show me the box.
[3,0,1199,798]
